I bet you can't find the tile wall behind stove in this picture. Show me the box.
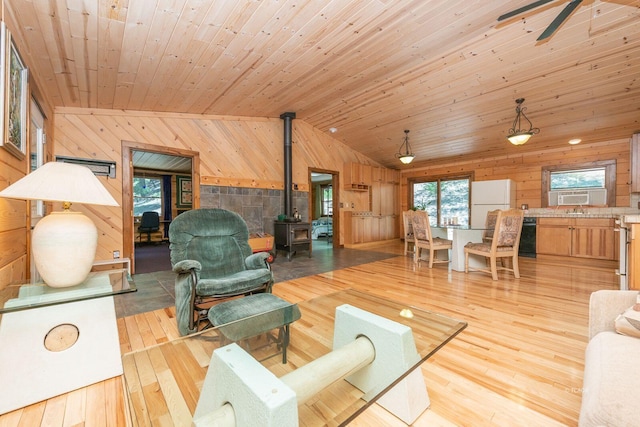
[200,185,309,235]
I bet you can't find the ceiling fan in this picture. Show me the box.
[498,0,583,41]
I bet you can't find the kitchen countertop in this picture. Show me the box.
[621,215,640,224]
[523,208,640,219]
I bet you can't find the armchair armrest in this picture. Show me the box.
[245,252,270,270]
[173,259,202,336]
[589,290,639,340]
[173,259,201,274]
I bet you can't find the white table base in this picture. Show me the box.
[0,296,122,414]
[449,229,487,272]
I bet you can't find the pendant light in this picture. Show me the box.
[395,130,415,164]
[507,98,540,145]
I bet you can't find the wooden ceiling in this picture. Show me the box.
[7,0,640,168]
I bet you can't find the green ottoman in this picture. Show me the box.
[207,293,301,363]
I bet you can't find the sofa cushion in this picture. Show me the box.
[579,331,640,427]
[614,296,640,338]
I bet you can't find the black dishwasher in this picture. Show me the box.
[519,217,537,257]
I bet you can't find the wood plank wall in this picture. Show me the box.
[54,108,380,260]
[400,139,631,210]
[0,12,55,289]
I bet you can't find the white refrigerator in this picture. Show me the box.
[470,179,516,228]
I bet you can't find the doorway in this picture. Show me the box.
[122,141,200,274]
[309,168,339,252]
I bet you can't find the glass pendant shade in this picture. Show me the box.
[507,98,539,145]
[507,132,533,145]
[395,130,415,164]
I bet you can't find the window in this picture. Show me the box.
[133,176,162,216]
[542,160,616,206]
[550,168,605,190]
[322,185,333,216]
[412,176,470,227]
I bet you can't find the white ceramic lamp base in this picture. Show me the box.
[32,210,98,288]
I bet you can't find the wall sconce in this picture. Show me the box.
[395,130,415,164]
[507,98,540,145]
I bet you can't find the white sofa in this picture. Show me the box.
[579,290,640,427]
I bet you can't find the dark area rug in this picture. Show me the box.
[134,242,172,274]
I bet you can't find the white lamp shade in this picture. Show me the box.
[0,161,119,287]
[0,162,118,206]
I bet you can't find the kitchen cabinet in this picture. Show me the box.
[537,217,617,260]
[344,163,400,190]
[371,166,383,182]
[537,218,572,256]
[371,182,397,216]
[344,162,371,191]
[344,213,370,244]
[630,133,640,193]
[343,212,398,245]
[383,168,400,184]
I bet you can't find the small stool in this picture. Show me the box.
[207,293,301,363]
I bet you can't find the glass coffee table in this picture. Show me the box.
[123,289,467,426]
[0,269,136,415]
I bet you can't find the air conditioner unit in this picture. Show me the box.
[548,189,607,206]
[56,156,116,178]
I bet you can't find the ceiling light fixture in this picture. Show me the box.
[395,129,415,164]
[507,98,540,146]
[568,138,582,145]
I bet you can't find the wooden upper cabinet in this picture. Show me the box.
[384,168,400,184]
[631,133,640,193]
[344,162,371,190]
[371,166,383,182]
[345,163,400,190]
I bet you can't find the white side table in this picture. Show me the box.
[0,269,136,415]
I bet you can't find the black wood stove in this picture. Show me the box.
[273,112,312,261]
[274,221,311,261]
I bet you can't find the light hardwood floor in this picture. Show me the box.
[0,241,619,426]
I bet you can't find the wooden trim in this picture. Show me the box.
[200,175,309,191]
[541,160,616,207]
[308,167,340,250]
[121,141,200,273]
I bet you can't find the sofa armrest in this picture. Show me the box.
[589,290,639,340]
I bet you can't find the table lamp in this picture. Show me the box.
[0,161,119,287]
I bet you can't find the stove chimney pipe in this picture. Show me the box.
[280,112,296,218]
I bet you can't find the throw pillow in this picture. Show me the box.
[614,295,640,338]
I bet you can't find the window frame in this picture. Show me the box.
[321,184,333,216]
[133,175,164,216]
[409,173,472,227]
[541,160,616,207]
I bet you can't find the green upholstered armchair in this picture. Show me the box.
[169,208,274,336]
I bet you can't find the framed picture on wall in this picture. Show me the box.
[176,175,193,208]
[0,24,28,160]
